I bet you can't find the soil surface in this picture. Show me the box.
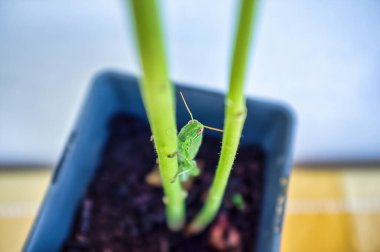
[63,114,265,252]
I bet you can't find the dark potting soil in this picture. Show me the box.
[63,114,265,252]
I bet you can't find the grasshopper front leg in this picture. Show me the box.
[167,152,178,158]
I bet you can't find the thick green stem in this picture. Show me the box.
[188,0,259,234]
[129,0,185,230]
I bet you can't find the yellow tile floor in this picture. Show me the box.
[282,167,380,252]
[1,167,379,252]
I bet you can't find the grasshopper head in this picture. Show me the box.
[184,120,204,138]
[178,120,204,146]
[178,120,204,160]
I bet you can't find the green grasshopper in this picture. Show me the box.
[169,92,223,183]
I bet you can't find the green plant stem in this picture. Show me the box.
[129,0,185,230]
[188,0,258,234]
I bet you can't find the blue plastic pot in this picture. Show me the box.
[24,71,295,252]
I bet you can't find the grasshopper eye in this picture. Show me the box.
[197,127,204,136]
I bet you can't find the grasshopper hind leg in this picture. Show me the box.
[189,160,200,177]
[170,160,200,183]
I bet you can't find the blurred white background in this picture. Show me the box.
[1,0,379,165]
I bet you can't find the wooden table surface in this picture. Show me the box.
[1,166,379,252]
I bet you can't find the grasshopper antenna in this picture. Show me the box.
[180,91,194,121]
[203,125,224,133]
[180,91,223,133]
